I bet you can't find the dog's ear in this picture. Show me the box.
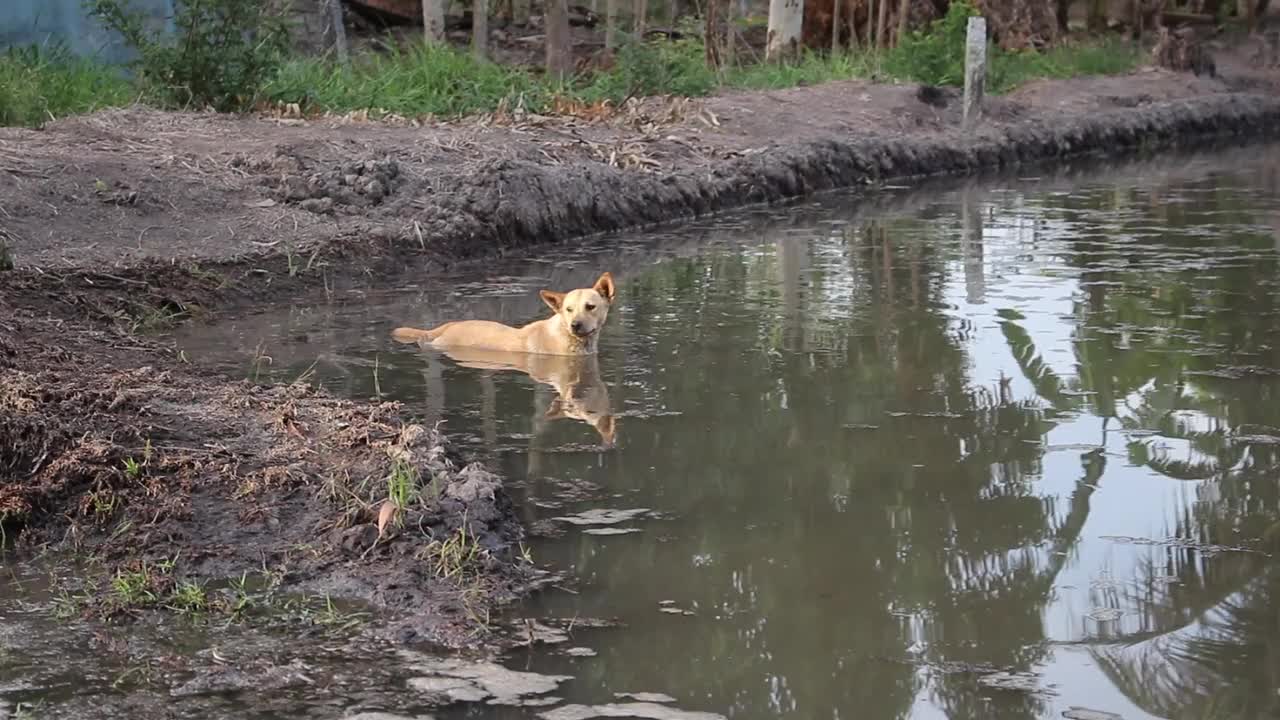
[540,290,566,313]
[592,272,615,303]
[544,397,565,419]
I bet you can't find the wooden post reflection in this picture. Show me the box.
[962,190,986,306]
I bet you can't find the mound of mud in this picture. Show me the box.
[0,307,533,646]
[242,150,403,214]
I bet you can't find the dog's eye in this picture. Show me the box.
[565,306,573,312]
[585,303,596,311]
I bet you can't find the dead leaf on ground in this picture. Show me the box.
[377,499,398,539]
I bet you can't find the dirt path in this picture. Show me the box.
[2,40,1280,649]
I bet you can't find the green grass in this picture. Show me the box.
[0,45,134,128]
[1,28,1139,128]
[265,41,554,117]
[988,37,1140,93]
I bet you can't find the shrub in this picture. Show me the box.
[84,0,289,111]
[883,0,980,86]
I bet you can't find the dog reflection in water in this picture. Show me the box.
[391,341,617,448]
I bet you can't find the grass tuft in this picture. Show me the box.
[266,41,552,118]
[0,44,133,128]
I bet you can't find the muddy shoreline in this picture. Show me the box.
[4,59,1280,655]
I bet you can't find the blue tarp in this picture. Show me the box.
[0,0,174,64]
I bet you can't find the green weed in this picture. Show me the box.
[0,44,133,128]
[421,517,486,580]
[387,458,418,510]
[110,566,159,606]
[883,0,979,86]
[0,235,14,271]
[167,580,209,614]
[122,456,142,479]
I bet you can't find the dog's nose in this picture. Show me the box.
[571,320,585,334]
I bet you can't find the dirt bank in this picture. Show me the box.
[0,291,546,647]
[3,41,1280,648]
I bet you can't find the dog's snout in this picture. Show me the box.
[571,320,585,334]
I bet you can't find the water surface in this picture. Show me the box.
[111,144,1280,717]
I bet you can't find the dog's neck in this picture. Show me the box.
[566,329,598,355]
[553,315,599,354]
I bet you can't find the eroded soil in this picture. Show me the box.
[2,37,1280,650]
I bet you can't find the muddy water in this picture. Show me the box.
[17,143,1280,719]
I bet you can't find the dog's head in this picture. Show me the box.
[539,272,615,342]
[546,396,617,446]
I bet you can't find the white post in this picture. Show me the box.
[765,0,803,61]
[962,16,987,131]
[423,0,446,43]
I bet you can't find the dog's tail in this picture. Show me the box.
[391,322,453,344]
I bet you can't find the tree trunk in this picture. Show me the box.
[1087,0,1106,31]
[546,0,572,80]
[865,0,875,44]
[1056,0,1070,31]
[875,0,888,46]
[727,0,738,65]
[635,0,648,37]
[513,0,530,26]
[832,0,841,50]
[606,0,619,48]
[766,0,804,60]
[422,0,446,42]
[895,0,909,45]
[473,0,489,58]
[707,0,724,68]
[326,0,350,64]
[846,0,857,47]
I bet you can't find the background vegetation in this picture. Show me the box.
[1,0,1143,127]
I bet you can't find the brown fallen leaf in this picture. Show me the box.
[377,499,398,539]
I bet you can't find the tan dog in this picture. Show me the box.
[391,273,616,356]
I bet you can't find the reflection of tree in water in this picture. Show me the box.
[575,214,1091,718]
[1091,567,1280,719]
[1009,166,1280,718]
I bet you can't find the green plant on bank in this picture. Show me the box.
[883,0,980,85]
[0,234,15,271]
[3,0,1138,128]
[166,579,209,614]
[387,458,419,509]
[421,515,486,581]
[84,0,290,111]
[0,43,133,128]
[884,0,1138,92]
[122,456,142,478]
